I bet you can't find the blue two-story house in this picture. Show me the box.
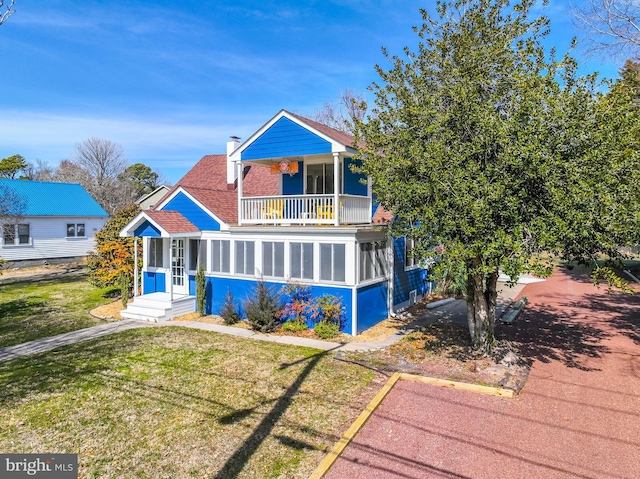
[120,110,427,334]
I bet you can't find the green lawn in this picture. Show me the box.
[0,327,375,478]
[0,274,118,348]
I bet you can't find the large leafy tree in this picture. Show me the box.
[119,163,161,199]
[0,154,27,179]
[87,204,142,289]
[353,0,636,353]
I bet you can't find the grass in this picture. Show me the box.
[0,273,119,348]
[0,327,374,478]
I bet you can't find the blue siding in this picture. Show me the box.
[188,275,196,296]
[356,282,389,333]
[343,158,368,196]
[392,236,429,305]
[143,272,166,294]
[242,117,331,160]
[162,192,220,230]
[134,221,161,237]
[205,276,353,332]
[282,161,304,195]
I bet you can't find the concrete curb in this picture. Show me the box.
[426,297,456,309]
[500,296,528,325]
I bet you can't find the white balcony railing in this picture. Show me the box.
[240,194,371,225]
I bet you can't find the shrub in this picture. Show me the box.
[314,320,340,339]
[314,295,347,330]
[119,271,130,308]
[196,264,206,316]
[277,282,315,326]
[245,280,281,332]
[280,319,308,333]
[220,289,240,325]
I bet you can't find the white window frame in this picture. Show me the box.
[359,240,386,283]
[405,237,419,270]
[148,237,164,268]
[319,243,346,283]
[211,239,231,274]
[235,240,255,276]
[262,241,285,278]
[66,223,86,238]
[2,223,31,246]
[290,242,314,280]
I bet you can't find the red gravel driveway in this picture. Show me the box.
[324,268,640,478]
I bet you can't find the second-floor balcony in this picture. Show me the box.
[240,194,372,226]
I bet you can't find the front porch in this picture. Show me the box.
[120,292,196,322]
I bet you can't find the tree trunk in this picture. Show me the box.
[465,260,499,355]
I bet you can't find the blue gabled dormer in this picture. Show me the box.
[228,110,372,226]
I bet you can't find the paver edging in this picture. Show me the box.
[309,372,513,478]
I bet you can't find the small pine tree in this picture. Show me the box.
[119,271,130,308]
[245,280,281,333]
[196,264,206,316]
[220,289,240,325]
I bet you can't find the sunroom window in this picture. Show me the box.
[290,242,313,280]
[320,243,345,282]
[148,238,164,267]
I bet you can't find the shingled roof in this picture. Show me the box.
[156,153,278,226]
[145,210,199,234]
[287,111,364,149]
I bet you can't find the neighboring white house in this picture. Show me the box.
[0,179,109,266]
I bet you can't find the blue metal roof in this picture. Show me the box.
[0,179,109,217]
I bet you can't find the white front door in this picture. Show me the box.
[171,239,188,295]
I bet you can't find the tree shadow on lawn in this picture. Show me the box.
[213,346,340,479]
[498,286,640,371]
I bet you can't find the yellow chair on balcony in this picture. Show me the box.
[262,199,284,223]
[317,205,333,225]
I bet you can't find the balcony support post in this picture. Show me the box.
[333,152,340,226]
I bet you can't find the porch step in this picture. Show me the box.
[120,309,167,323]
[121,294,196,322]
[121,304,168,322]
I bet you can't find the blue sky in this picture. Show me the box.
[0,0,624,184]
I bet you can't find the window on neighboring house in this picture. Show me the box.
[2,224,30,245]
[305,163,342,195]
[320,243,346,282]
[262,241,285,278]
[290,242,313,280]
[211,239,230,273]
[148,238,164,267]
[66,223,86,237]
[189,239,207,271]
[235,240,255,275]
[405,237,418,269]
[359,241,386,282]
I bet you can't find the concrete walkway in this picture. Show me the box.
[0,281,526,363]
[0,319,154,363]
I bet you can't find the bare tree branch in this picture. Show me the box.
[312,89,368,134]
[572,0,640,59]
[0,0,16,26]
